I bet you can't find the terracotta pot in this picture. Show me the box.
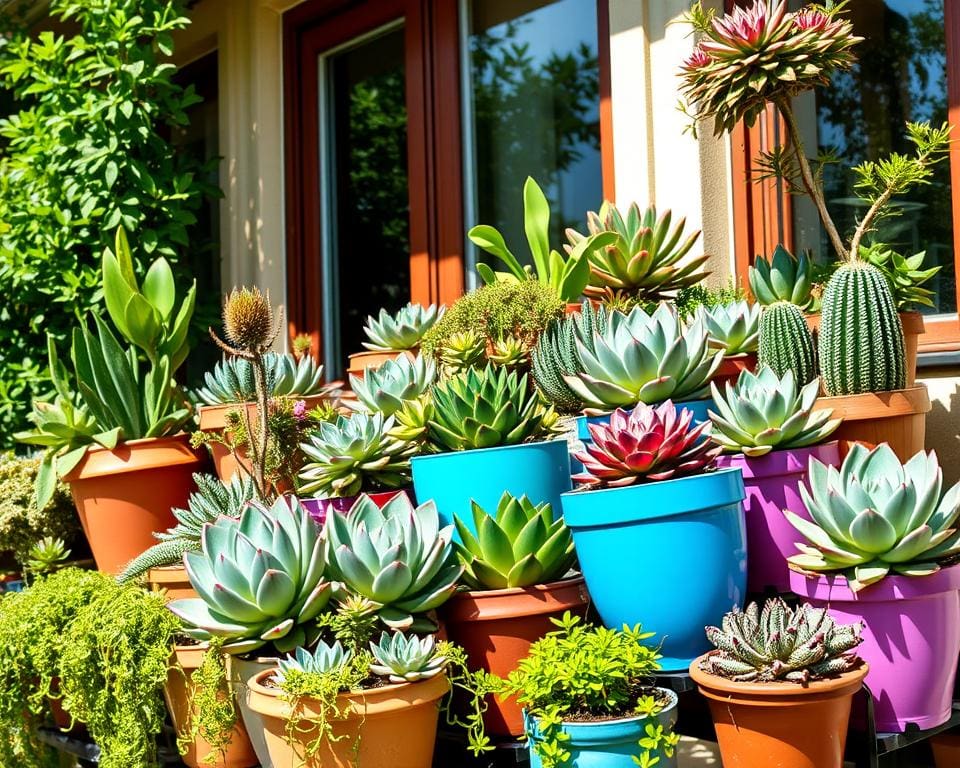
[441,576,590,737]
[246,668,449,768]
[690,657,868,768]
[64,434,203,575]
[711,353,757,388]
[932,731,960,767]
[227,655,277,768]
[813,384,930,462]
[146,565,197,602]
[806,311,923,386]
[166,644,258,768]
[346,349,416,379]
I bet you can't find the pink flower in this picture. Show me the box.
[713,0,786,47]
[293,399,307,420]
[684,45,712,70]
[793,9,829,32]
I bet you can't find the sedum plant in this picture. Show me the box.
[196,352,330,405]
[566,202,709,303]
[425,365,555,452]
[574,400,720,488]
[348,353,436,417]
[564,302,722,412]
[708,367,840,457]
[787,444,960,591]
[324,493,462,629]
[362,303,444,351]
[167,495,332,653]
[697,300,761,356]
[369,631,447,683]
[455,493,576,590]
[700,598,863,683]
[298,412,416,498]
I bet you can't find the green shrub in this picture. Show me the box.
[674,281,745,319]
[0,0,220,446]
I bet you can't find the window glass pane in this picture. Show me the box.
[464,0,602,274]
[791,0,955,314]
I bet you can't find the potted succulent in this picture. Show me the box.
[441,492,587,737]
[696,299,761,386]
[689,599,867,768]
[482,611,679,768]
[786,444,960,731]
[409,364,569,537]
[560,401,746,669]
[348,352,436,417]
[709,367,841,592]
[16,228,203,575]
[347,302,443,377]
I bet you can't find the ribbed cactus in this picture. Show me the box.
[757,302,817,385]
[819,262,906,395]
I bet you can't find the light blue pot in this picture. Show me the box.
[561,468,747,671]
[574,397,714,442]
[525,689,678,768]
[411,439,572,538]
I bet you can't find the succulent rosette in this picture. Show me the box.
[363,303,444,351]
[697,300,761,356]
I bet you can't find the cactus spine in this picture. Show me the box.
[819,262,906,395]
[758,302,817,385]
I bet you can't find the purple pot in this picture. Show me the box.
[716,442,840,594]
[299,489,409,526]
[790,565,960,732]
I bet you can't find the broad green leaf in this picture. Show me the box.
[35,454,57,510]
[142,257,176,319]
[522,177,551,280]
[102,251,134,340]
[123,293,162,352]
[468,225,525,279]
[114,227,138,289]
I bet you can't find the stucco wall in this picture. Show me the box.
[919,366,960,486]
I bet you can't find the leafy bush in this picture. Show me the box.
[0,0,219,446]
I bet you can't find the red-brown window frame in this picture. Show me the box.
[729,0,960,352]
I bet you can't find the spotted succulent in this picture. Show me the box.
[369,632,448,683]
[363,303,444,351]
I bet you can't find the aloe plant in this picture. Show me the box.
[363,303,444,351]
[348,354,436,417]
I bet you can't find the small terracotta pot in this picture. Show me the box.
[690,657,868,768]
[64,434,204,575]
[813,384,930,462]
[441,576,590,737]
[932,731,960,767]
[246,668,449,768]
[711,353,757,388]
[146,565,197,602]
[166,644,258,768]
[346,349,416,379]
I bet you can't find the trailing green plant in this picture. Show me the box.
[455,493,576,590]
[697,300,761,355]
[860,243,940,311]
[699,598,863,683]
[748,245,815,310]
[787,444,960,591]
[485,612,679,768]
[324,493,462,630]
[175,637,239,767]
[362,303,444,351]
[469,177,614,303]
[574,400,720,488]
[0,0,219,448]
[298,412,416,498]
[25,537,70,577]
[563,302,722,412]
[709,367,840,457]
[196,352,331,405]
[425,365,556,453]
[566,201,709,303]
[117,473,256,584]
[757,301,818,385]
[348,353,436,417]
[167,495,333,653]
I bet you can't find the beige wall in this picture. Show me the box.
[919,367,960,486]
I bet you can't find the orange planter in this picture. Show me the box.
[712,353,757,388]
[813,384,930,462]
[346,349,416,379]
[146,565,197,602]
[932,731,960,767]
[166,644,258,768]
[441,576,590,737]
[690,657,868,768]
[64,435,203,575]
[246,668,448,768]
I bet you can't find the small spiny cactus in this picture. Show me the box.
[758,301,817,385]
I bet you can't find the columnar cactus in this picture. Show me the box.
[758,302,817,385]
[818,262,906,395]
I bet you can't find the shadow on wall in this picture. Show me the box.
[919,370,960,488]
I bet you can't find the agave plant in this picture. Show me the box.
[563,303,722,412]
[324,493,462,629]
[701,599,862,683]
[298,412,416,498]
[455,493,576,589]
[348,354,436,417]
[438,330,487,376]
[118,473,257,583]
[708,367,840,457]
[167,495,332,653]
[196,352,331,405]
[426,365,554,452]
[363,303,444,351]
[748,245,815,309]
[697,300,761,356]
[787,444,960,591]
[566,202,709,303]
[276,642,352,685]
[573,401,721,488]
[369,632,448,683]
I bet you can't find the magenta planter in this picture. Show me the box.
[790,566,960,732]
[716,442,840,593]
[299,489,409,526]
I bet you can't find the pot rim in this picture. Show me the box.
[410,437,569,465]
[576,396,713,422]
[454,574,586,600]
[714,441,840,478]
[813,384,931,418]
[64,432,203,481]
[689,654,868,699]
[444,575,589,622]
[788,562,960,601]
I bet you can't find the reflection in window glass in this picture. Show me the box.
[463,0,602,277]
[791,0,955,313]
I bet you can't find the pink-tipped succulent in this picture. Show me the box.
[573,400,721,488]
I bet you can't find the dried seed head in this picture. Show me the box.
[223,287,273,351]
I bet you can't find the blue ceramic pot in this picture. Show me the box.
[575,397,714,442]
[525,689,678,768]
[561,468,747,671]
[411,439,572,538]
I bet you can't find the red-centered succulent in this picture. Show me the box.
[573,400,721,488]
